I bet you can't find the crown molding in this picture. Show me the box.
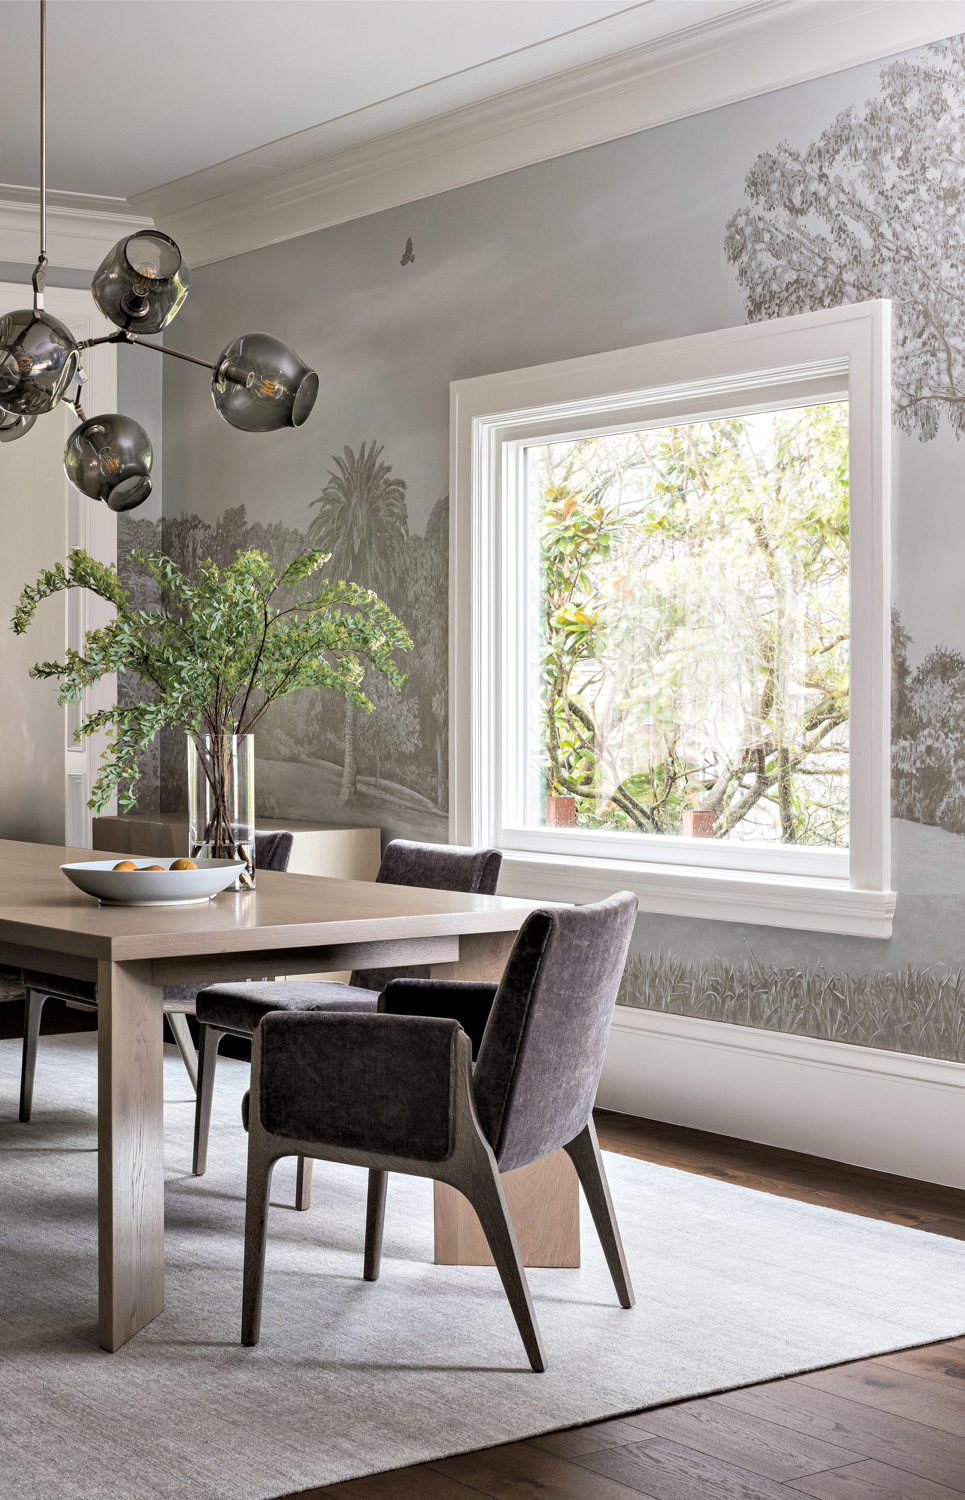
[130,0,965,269]
[0,183,154,272]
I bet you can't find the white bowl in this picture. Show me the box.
[62,857,243,906]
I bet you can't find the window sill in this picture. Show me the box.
[496,849,895,938]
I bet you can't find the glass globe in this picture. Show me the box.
[91,231,191,335]
[0,309,80,416]
[64,414,153,511]
[0,409,38,443]
[211,333,318,432]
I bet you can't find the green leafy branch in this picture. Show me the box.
[12,546,412,813]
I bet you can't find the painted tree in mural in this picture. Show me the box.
[309,442,409,802]
[725,36,965,440]
[892,609,965,834]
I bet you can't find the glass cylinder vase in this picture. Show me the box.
[187,733,255,890]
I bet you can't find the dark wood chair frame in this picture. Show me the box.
[19,986,197,1122]
[241,1023,634,1373]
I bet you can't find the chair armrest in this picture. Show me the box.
[258,1010,462,1161]
[379,978,498,1059]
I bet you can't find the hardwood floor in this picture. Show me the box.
[6,995,965,1497]
[285,1108,965,1500]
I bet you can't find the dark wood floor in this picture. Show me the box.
[287,1110,965,1500]
[6,998,965,1498]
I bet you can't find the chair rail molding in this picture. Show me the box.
[129,0,965,268]
[599,1005,965,1189]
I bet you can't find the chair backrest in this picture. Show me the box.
[254,830,294,873]
[349,839,503,990]
[471,892,638,1172]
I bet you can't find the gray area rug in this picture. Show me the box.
[2,1031,965,1500]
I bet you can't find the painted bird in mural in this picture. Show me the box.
[400,238,415,267]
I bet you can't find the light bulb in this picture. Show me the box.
[64,414,153,511]
[211,333,317,432]
[91,231,190,334]
[0,309,80,416]
[246,372,288,400]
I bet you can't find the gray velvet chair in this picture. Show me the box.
[191,838,503,1201]
[16,830,294,1124]
[239,890,639,1371]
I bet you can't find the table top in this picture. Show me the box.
[0,840,542,964]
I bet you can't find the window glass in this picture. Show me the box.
[524,402,850,850]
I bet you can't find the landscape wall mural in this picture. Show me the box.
[118,446,448,844]
[121,29,965,1060]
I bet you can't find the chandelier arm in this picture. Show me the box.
[122,334,218,372]
[31,0,48,311]
[77,331,252,385]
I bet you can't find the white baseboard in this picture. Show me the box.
[598,1006,965,1190]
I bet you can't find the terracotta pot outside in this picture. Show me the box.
[546,795,577,828]
[682,809,715,838]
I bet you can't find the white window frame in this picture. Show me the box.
[450,301,894,938]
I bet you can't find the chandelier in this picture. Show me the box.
[0,1,317,510]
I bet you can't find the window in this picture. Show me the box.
[451,303,894,936]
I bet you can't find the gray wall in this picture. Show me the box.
[146,37,965,1061]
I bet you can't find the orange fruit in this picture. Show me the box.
[143,864,165,871]
[170,858,198,871]
[112,861,137,871]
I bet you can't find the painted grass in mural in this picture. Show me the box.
[619,950,965,1064]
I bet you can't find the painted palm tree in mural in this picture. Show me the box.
[309,441,409,802]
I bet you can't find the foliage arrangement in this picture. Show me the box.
[725,36,965,442]
[536,403,850,845]
[12,545,411,813]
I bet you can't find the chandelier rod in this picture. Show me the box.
[32,0,47,311]
[80,330,218,372]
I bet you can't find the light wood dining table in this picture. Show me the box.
[0,839,568,1351]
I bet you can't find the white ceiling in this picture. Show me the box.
[0,0,668,199]
[4,0,962,271]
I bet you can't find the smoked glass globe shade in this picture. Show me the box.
[211,333,318,432]
[0,309,79,416]
[91,231,191,335]
[64,414,153,511]
[0,409,37,443]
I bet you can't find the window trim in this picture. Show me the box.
[449,301,894,936]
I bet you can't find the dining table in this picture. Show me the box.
[0,839,576,1351]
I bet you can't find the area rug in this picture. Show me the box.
[2,1032,965,1500]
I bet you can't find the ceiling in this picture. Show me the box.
[0,0,757,201]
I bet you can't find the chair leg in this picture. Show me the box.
[457,1149,547,1372]
[363,1169,388,1281]
[192,1025,225,1176]
[166,1010,199,1093]
[19,990,49,1123]
[241,1139,277,1347]
[564,1119,634,1309]
[294,1155,313,1211]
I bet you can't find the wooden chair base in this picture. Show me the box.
[433,1148,580,1267]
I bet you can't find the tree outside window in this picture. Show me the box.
[529,402,850,847]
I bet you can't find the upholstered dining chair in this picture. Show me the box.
[239,891,638,1371]
[16,830,294,1124]
[238,888,639,1374]
[191,839,503,1205]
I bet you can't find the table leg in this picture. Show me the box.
[430,930,581,1268]
[97,959,165,1351]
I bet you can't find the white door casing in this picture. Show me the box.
[0,282,118,848]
